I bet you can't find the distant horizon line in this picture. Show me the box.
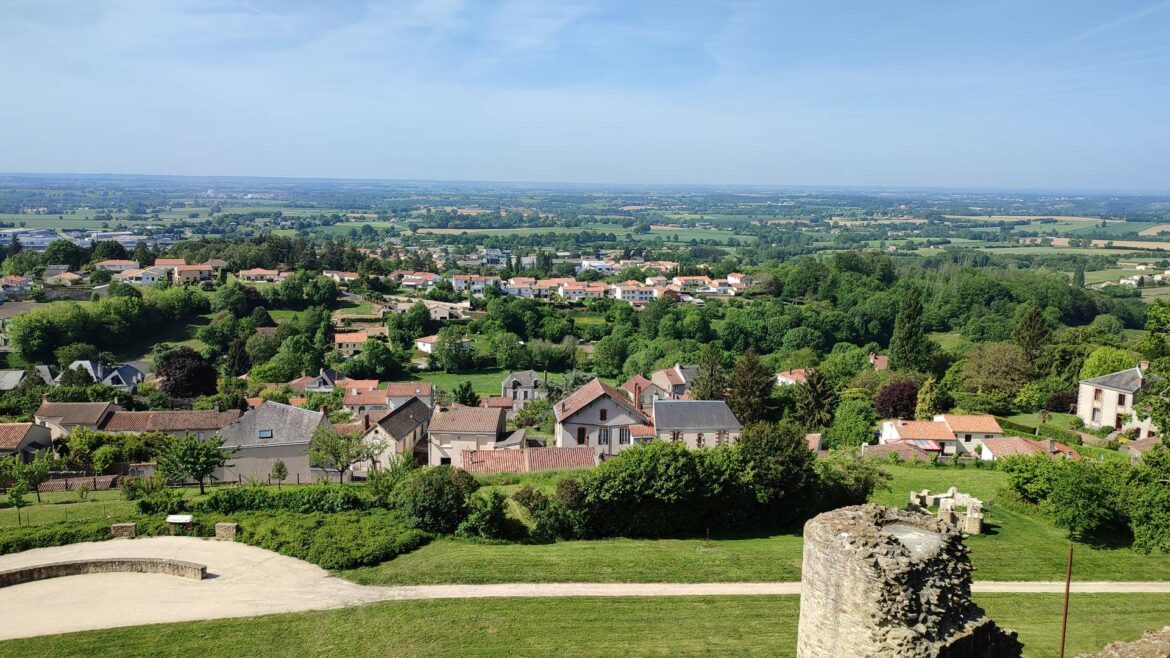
[2,170,1169,197]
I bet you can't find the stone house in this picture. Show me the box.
[652,400,743,449]
[650,363,699,398]
[554,378,650,458]
[350,397,431,476]
[385,382,434,409]
[501,370,544,405]
[1077,366,1156,438]
[620,374,667,413]
[174,263,214,284]
[334,331,368,356]
[215,402,333,484]
[427,406,507,468]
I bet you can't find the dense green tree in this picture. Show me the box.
[308,427,383,483]
[889,285,934,372]
[1080,346,1139,380]
[1013,304,1052,367]
[452,380,480,407]
[915,377,944,419]
[793,368,836,429]
[157,435,234,495]
[827,398,877,448]
[737,422,817,516]
[689,343,727,401]
[155,346,218,399]
[727,349,774,425]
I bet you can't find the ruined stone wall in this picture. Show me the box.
[1078,627,1170,658]
[796,504,1021,658]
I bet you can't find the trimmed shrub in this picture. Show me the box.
[195,482,372,514]
[456,491,510,540]
[397,466,479,534]
[236,510,431,570]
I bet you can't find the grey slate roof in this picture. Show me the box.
[218,401,330,448]
[1080,366,1143,393]
[652,400,743,432]
[502,370,542,387]
[371,397,431,440]
[0,370,25,391]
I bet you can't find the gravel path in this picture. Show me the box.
[2,537,1169,641]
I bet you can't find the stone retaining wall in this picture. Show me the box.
[0,558,206,588]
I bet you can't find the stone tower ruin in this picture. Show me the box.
[796,504,1022,658]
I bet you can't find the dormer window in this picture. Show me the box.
[258,429,273,439]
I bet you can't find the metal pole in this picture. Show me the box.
[1058,543,1074,658]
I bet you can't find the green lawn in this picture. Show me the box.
[344,465,1170,585]
[410,369,508,397]
[1,594,1164,658]
[928,331,965,351]
[0,489,132,529]
[1003,412,1078,430]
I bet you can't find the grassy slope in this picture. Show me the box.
[344,465,1170,585]
[1,594,1165,658]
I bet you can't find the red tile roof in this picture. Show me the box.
[482,396,514,408]
[430,407,504,434]
[101,410,240,433]
[343,389,389,407]
[35,401,119,426]
[888,420,956,441]
[461,447,596,473]
[621,374,653,396]
[776,368,807,382]
[628,423,656,438]
[0,423,34,450]
[554,378,647,423]
[981,436,1080,459]
[385,382,433,397]
[938,414,1003,434]
[864,442,933,462]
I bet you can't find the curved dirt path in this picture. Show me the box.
[2,537,1169,641]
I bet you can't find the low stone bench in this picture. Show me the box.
[0,558,206,588]
[215,522,238,540]
[111,523,136,539]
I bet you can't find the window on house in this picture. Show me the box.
[696,433,705,448]
[619,428,630,444]
[523,391,528,400]
[1119,394,1127,407]
[598,429,610,445]
[440,457,451,465]
[670,431,682,442]
[716,431,728,446]
[1091,409,1102,422]
[576,427,587,445]
[258,429,273,439]
[599,409,608,421]
[1094,388,1103,401]
[964,434,972,441]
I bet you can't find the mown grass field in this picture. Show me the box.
[1,594,1165,657]
[344,465,1170,585]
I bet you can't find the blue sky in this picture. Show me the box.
[3,0,1170,189]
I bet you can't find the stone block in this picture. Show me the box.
[796,504,1021,658]
[215,522,238,541]
[110,523,136,539]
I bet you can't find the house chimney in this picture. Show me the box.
[321,405,329,417]
[1140,360,1150,372]
[42,393,51,403]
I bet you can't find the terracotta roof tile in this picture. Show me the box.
[430,407,504,434]
[100,409,241,433]
[554,378,647,423]
[0,423,34,450]
[938,414,1003,434]
[889,420,956,441]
